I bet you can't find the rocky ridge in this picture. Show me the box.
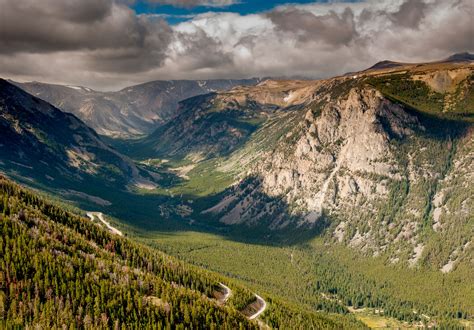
[202,62,473,269]
[13,78,261,137]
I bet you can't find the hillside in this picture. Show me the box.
[1,56,472,328]
[0,79,159,195]
[109,59,473,274]
[0,175,252,328]
[13,79,261,138]
[200,61,473,269]
[0,174,366,329]
[121,58,473,327]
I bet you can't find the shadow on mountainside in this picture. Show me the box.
[189,175,332,246]
[383,95,471,141]
[1,164,330,247]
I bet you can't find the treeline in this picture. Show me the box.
[0,175,255,328]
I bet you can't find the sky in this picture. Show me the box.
[0,0,472,91]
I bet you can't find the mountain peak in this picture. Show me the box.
[444,52,474,62]
[366,60,404,70]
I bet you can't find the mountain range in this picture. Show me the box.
[13,78,261,138]
[1,53,473,328]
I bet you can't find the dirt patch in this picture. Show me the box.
[413,68,471,93]
[170,164,196,180]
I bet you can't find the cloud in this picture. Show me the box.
[0,0,472,90]
[267,6,358,46]
[390,0,428,28]
[0,0,172,54]
[169,27,233,71]
[353,0,473,62]
[0,0,172,77]
[146,0,239,8]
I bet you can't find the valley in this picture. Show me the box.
[1,55,473,328]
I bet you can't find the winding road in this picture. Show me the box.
[218,283,232,303]
[86,212,123,236]
[248,293,267,320]
[86,214,267,322]
[217,282,267,322]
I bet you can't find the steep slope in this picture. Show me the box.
[14,78,261,138]
[195,61,473,270]
[0,79,153,192]
[0,175,366,329]
[130,79,322,160]
[0,175,254,328]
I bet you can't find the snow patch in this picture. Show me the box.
[283,91,295,103]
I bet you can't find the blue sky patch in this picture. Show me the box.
[133,0,340,24]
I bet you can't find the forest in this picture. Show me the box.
[0,175,365,329]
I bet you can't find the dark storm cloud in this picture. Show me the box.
[0,0,471,90]
[0,0,172,71]
[1,0,114,24]
[390,0,428,28]
[267,7,357,46]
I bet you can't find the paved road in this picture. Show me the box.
[249,293,267,320]
[86,212,123,236]
[218,282,232,303]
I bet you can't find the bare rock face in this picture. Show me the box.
[208,81,459,263]
[199,59,472,269]
[253,87,417,225]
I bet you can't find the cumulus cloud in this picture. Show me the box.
[0,0,472,90]
[0,0,172,62]
[267,7,358,46]
[390,0,428,28]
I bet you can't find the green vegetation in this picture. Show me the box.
[0,175,255,328]
[140,230,472,328]
[368,73,444,113]
[0,175,368,329]
[366,72,474,121]
[2,64,473,329]
[454,74,474,115]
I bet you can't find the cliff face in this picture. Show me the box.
[203,63,473,269]
[256,88,417,223]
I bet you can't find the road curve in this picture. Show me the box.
[217,283,267,321]
[218,282,232,303]
[86,212,123,236]
[248,293,267,320]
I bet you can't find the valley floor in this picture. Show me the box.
[132,230,474,329]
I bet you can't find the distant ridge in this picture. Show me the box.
[366,60,404,70]
[444,52,474,62]
[360,52,473,74]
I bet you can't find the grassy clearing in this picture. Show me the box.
[352,310,408,329]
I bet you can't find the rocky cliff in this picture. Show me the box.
[202,61,473,269]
